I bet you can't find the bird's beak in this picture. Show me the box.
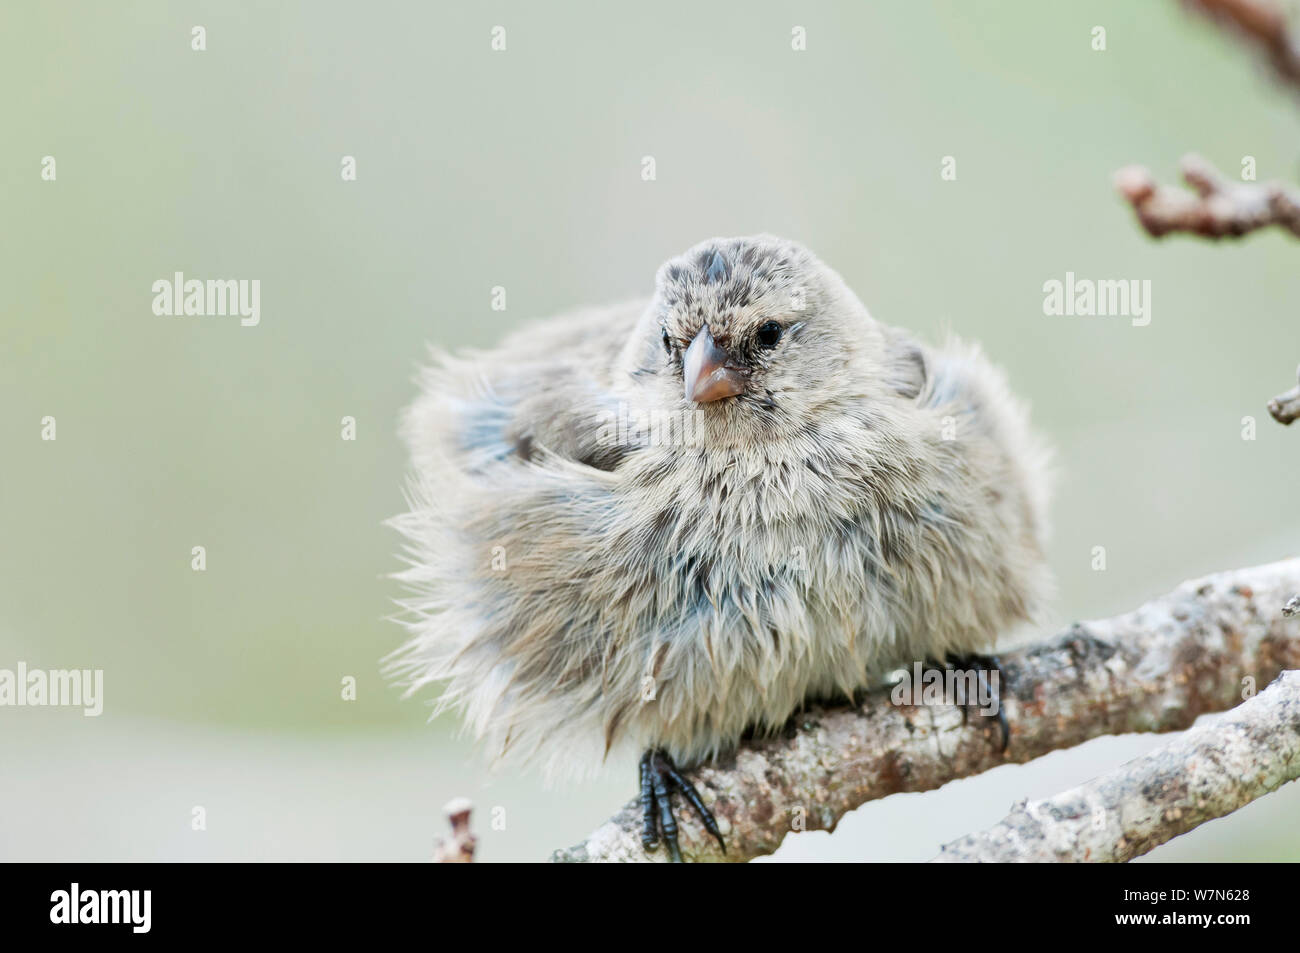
[683,326,745,403]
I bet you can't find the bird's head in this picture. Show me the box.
[623,235,891,442]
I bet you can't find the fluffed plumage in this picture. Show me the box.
[390,235,1052,780]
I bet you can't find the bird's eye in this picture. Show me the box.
[755,321,783,349]
[661,328,673,353]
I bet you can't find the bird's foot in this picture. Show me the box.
[925,652,1010,752]
[639,748,725,862]
[949,652,1010,751]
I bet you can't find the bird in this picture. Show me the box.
[390,234,1053,861]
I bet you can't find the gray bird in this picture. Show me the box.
[391,235,1052,860]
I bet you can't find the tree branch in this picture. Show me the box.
[932,669,1300,861]
[1114,3,1300,241]
[1114,156,1300,240]
[1268,364,1300,424]
[550,559,1300,863]
[432,797,477,863]
[1184,0,1300,91]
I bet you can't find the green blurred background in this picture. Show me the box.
[3,1,1298,861]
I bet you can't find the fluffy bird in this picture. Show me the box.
[392,235,1052,860]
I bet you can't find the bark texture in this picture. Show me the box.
[550,559,1300,863]
[933,669,1300,861]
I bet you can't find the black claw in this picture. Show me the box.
[639,751,658,849]
[649,758,680,861]
[637,748,725,862]
[666,836,683,863]
[946,647,1013,748]
[664,761,727,853]
[986,654,1011,753]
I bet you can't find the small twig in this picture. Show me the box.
[1184,0,1300,91]
[1268,364,1300,424]
[1114,156,1300,240]
[933,670,1300,861]
[432,797,477,862]
[551,559,1300,862]
[1116,3,1300,240]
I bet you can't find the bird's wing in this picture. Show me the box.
[393,299,666,775]
[402,298,650,476]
